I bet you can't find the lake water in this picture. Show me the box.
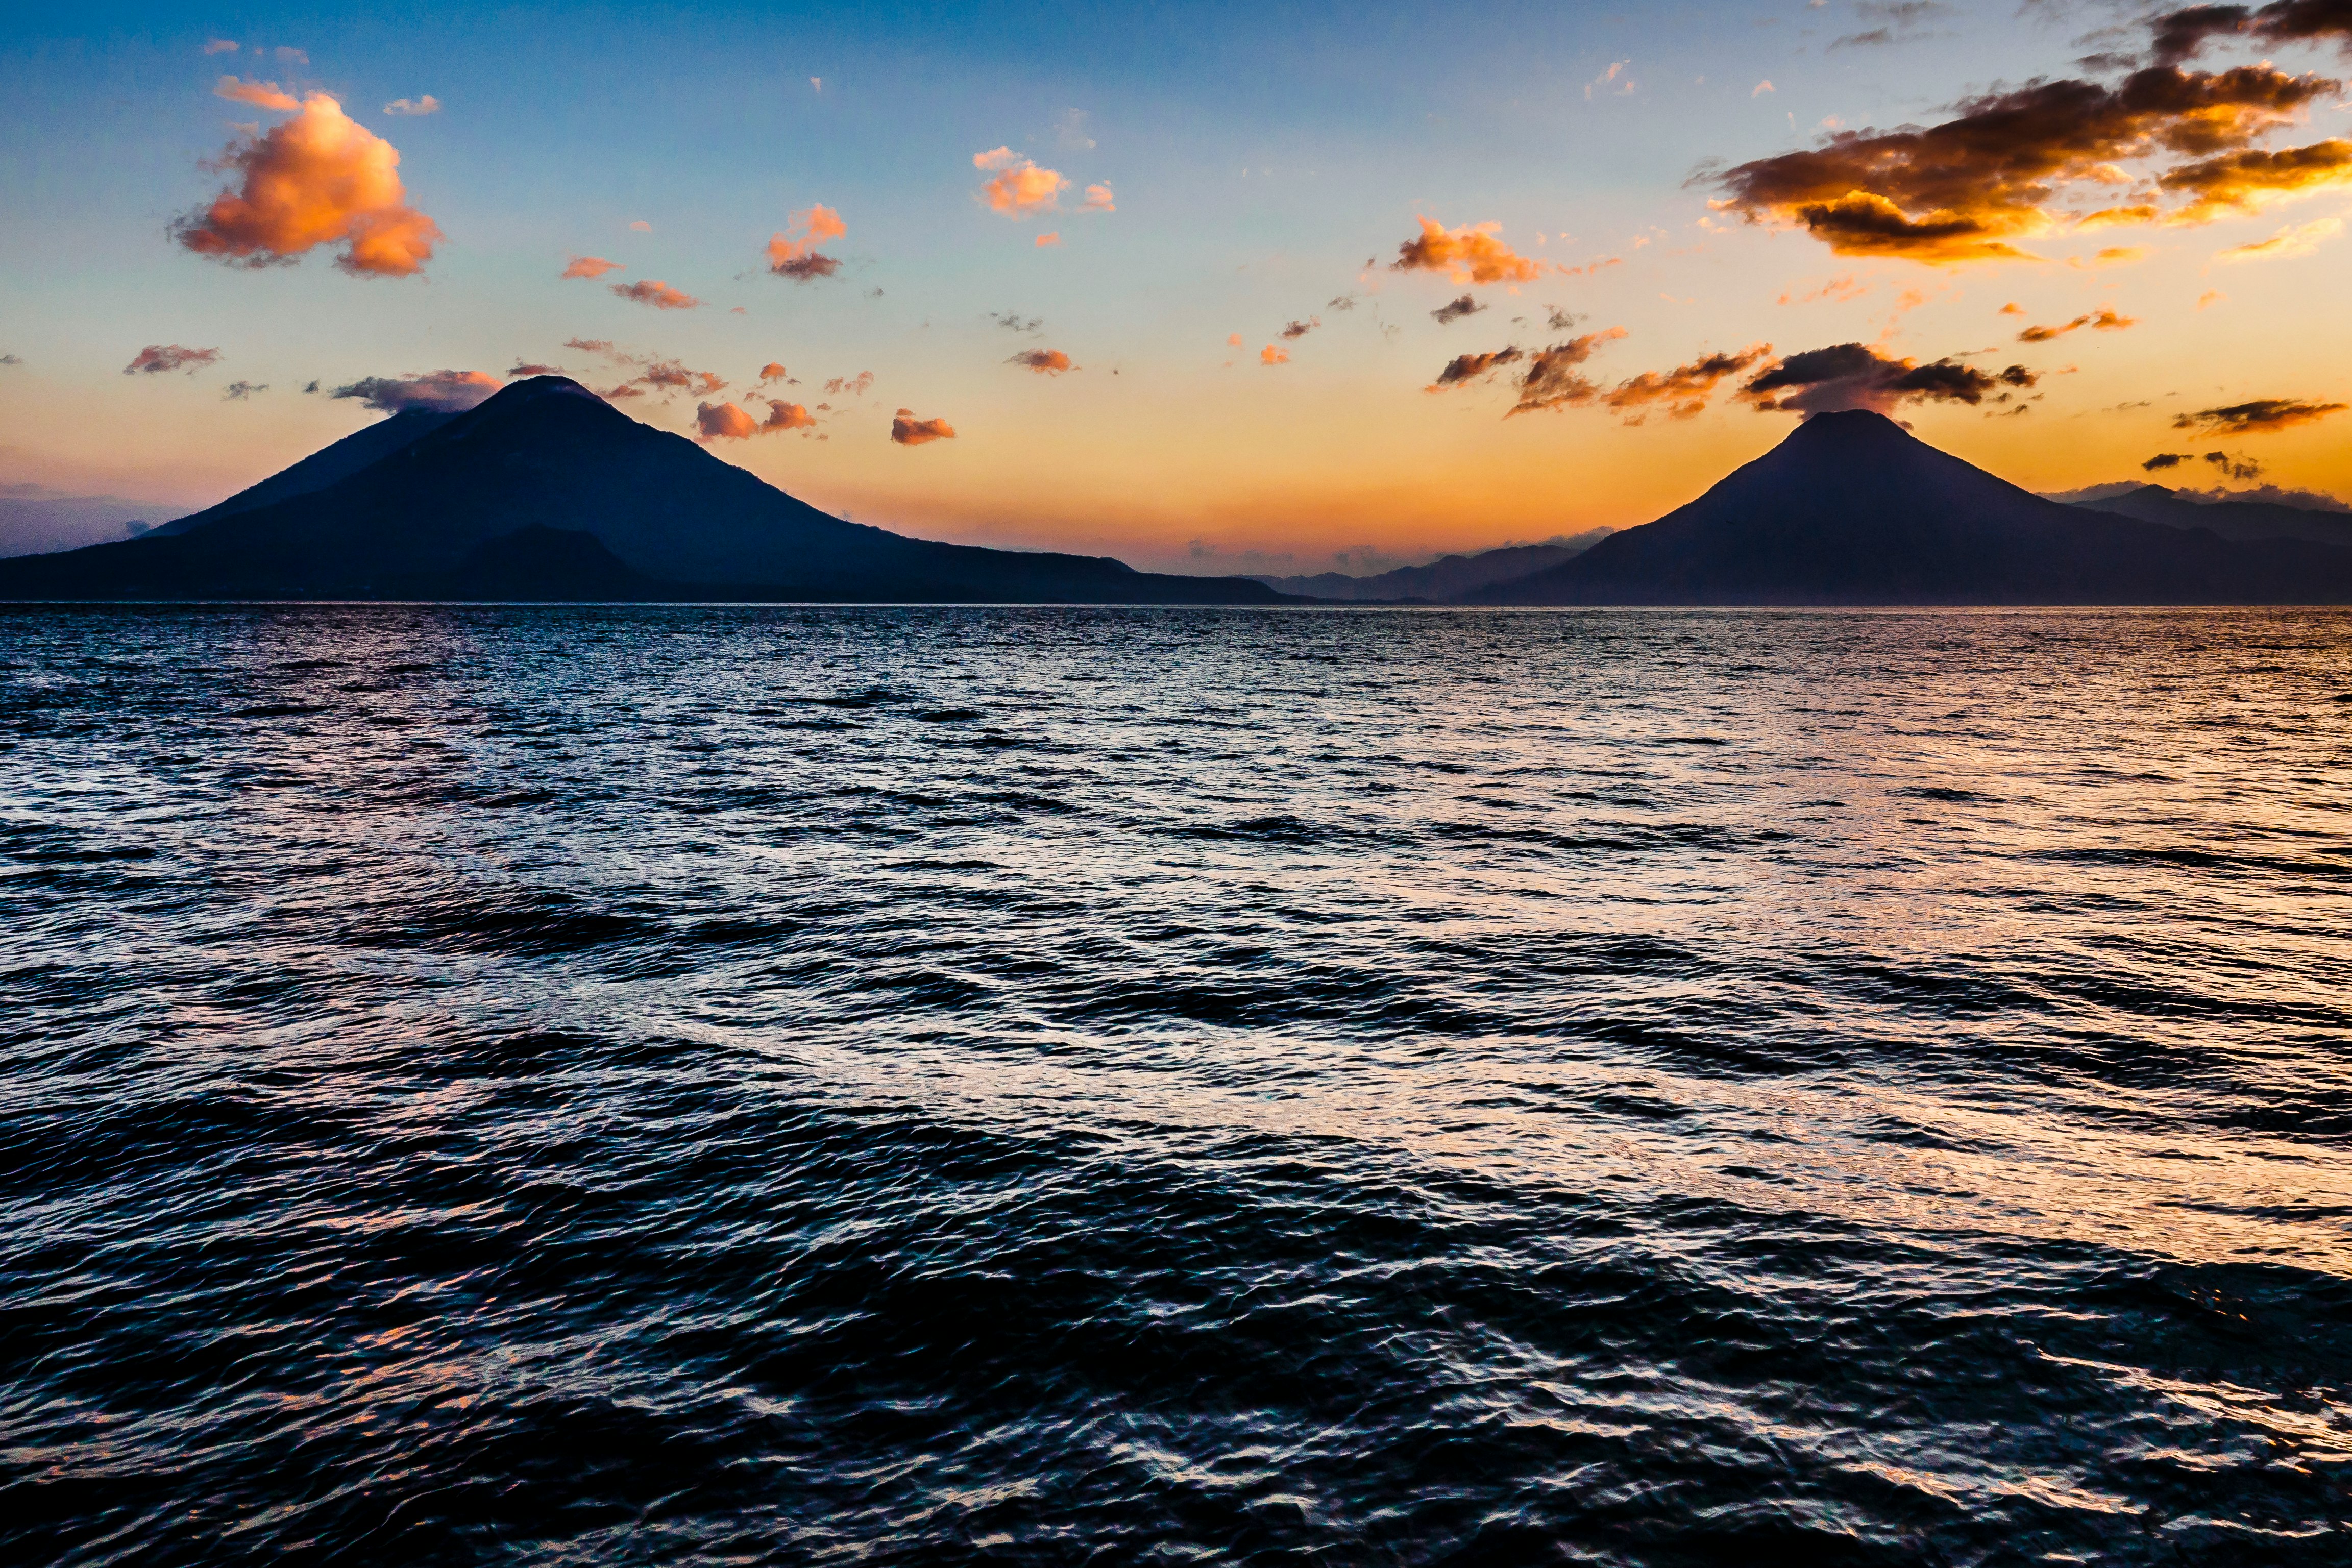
[4,604,2349,1564]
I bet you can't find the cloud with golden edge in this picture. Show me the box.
[2150,2,2352,66]
[767,204,845,280]
[215,76,300,111]
[2215,214,2344,258]
[611,279,699,309]
[175,92,442,276]
[2018,307,2136,341]
[1507,328,1631,416]
[2158,139,2352,217]
[1710,60,2343,263]
[974,148,1068,215]
[1009,349,1076,374]
[1260,344,1290,365]
[1391,216,1545,285]
[562,255,622,279]
[330,369,501,413]
[762,400,815,431]
[892,413,956,445]
[696,401,759,440]
[2173,397,2347,432]
[1602,344,1776,423]
[1737,342,2037,413]
[124,344,222,375]
[759,362,791,383]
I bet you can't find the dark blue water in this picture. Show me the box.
[5,604,2350,1565]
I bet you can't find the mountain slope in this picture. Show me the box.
[151,407,460,535]
[0,378,1285,604]
[1251,534,1613,602]
[1467,410,2352,606]
[2071,485,2352,549]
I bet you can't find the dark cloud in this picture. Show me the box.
[611,279,700,310]
[1008,348,1076,374]
[124,344,220,375]
[2172,396,2348,432]
[2205,449,2265,480]
[331,370,502,413]
[1545,306,1581,331]
[1426,348,1523,389]
[991,312,1042,333]
[2143,451,2192,469]
[1602,344,1776,423]
[1280,317,1320,339]
[1431,294,1486,325]
[222,380,266,399]
[634,359,726,396]
[891,413,955,445]
[1508,328,1630,416]
[2151,1,2352,66]
[1737,341,2037,414]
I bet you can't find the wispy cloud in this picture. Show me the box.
[123,344,220,375]
[611,279,700,310]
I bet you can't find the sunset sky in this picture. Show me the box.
[4,0,2350,572]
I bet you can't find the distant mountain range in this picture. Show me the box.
[0,378,1285,604]
[5,386,2348,604]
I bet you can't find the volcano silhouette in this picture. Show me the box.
[0,377,1286,604]
[1469,410,2352,605]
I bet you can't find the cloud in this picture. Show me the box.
[1392,216,1546,284]
[2205,448,2265,480]
[123,344,220,375]
[1035,231,1061,247]
[383,95,440,116]
[630,219,652,231]
[0,354,19,366]
[204,38,239,54]
[974,149,1068,215]
[562,254,623,279]
[1008,349,1076,373]
[2173,397,2347,432]
[1228,333,1243,346]
[1586,60,1635,99]
[1754,80,1776,96]
[1779,275,1869,305]
[1056,110,1096,150]
[824,371,874,397]
[565,337,615,355]
[766,204,845,280]
[331,369,501,413]
[222,380,266,399]
[1432,293,1486,324]
[214,76,300,111]
[759,361,791,382]
[175,93,442,276]
[1507,328,1631,415]
[2215,214,2344,257]
[2159,138,2352,217]
[2180,480,2350,509]
[1545,305,1582,331]
[1711,63,2342,262]
[1082,183,1115,211]
[1280,317,1319,339]
[633,359,726,395]
[2000,300,2025,314]
[2017,306,2136,340]
[891,413,956,445]
[611,279,699,309]
[1602,343,1776,422]
[2143,451,2192,469]
[696,401,759,440]
[1260,344,1290,365]
[507,362,561,377]
[1426,347,1526,389]
[993,312,1042,333]
[762,400,815,431]
[1737,341,2037,413]
[2150,1,2352,66]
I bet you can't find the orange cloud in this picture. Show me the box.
[633,359,725,395]
[758,361,791,383]
[1227,333,1243,346]
[562,255,622,279]
[1601,343,1776,423]
[1260,345,1290,365]
[2018,306,2136,341]
[2215,215,2343,259]
[214,76,300,111]
[1737,342,2036,414]
[330,369,500,413]
[766,204,846,280]
[761,400,815,431]
[891,413,956,445]
[975,149,1068,215]
[2158,139,2352,218]
[123,344,220,375]
[175,92,442,277]
[1391,216,1545,285]
[2173,397,2347,433]
[1035,231,1061,247]
[1712,64,2342,263]
[1009,349,1076,374]
[1507,328,1629,415]
[696,401,760,440]
[1082,183,1115,211]
[825,371,874,397]
[611,279,699,309]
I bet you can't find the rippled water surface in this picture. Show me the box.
[5,604,2351,1565]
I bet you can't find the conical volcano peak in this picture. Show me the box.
[1783,407,1916,445]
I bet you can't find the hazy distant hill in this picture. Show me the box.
[2068,485,2352,550]
[0,378,1287,604]
[1250,533,1613,602]
[1464,410,2352,606]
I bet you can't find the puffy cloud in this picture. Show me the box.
[222,380,266,399]
[1009,349,1076,374]
[331,369,501,413]
[761,400,815,431]
[696,401,759,440]
[2017,306,2136,340]
[1280,317,1319,339]
[1260,344,1290,365]
[2158,138,2352,217]
[1082,183,1115,211]
[767,204,845,280]
[759,361,792,383]
[1432,293,1486,324]
[891,413,956,445]
[383,95,439,116]
[1602,344,1776,422]
[123,344,220,375]
[1736,341,2037,413]
[562,254,623,279]
[2172,397,2347,432]
[2215,214,2344,257]
[2143,451,2192,469]
[974,149,1068,215]
[1711,63,2341,262]
[610,279,699,309]
[1426,348,1524,389]
[175,93,442,277]
[507,362,561,377]
[215,76,300,111]
[1391,216,1545,284]
[1507,328,1631,416]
